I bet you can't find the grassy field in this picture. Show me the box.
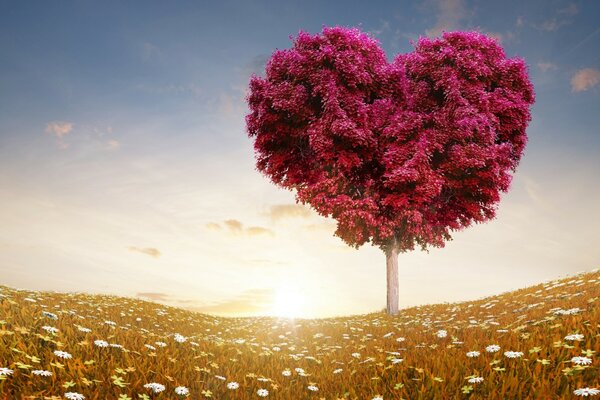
[2,270,600,399]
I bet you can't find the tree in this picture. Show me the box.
[245,27,535,315]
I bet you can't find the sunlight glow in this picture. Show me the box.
[271,285,306,319]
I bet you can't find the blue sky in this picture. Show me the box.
[0,0,599,317]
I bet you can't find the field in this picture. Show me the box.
[2,270,600,400]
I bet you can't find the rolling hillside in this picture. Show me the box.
[2,269,600,399]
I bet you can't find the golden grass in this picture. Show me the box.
[2,270,600,399]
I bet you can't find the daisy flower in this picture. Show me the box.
[307,385,318,391]
[54,350,72,359]
[174,386,189,396]
[333,368,343,374]
[571,356,593,365]
[282,369,292,377]
[468,377,484,383]
[565,333,585,341]
[486,344,501,353]
[372,396,384,400]
[257,388,269,397]
[94,340,109,348]
[436,330,447,338]
[155,341,167,347]
[574,387,600,396]
[227,381,239,390]
[43,311,58,320]
[504,351,524,358]
[42,326,59,334]
[174,333,187,343]
[466,351,480,358]
[144,382,166,393]
[390,358,403,364]
[32,370,52,377]
[351,352,361,358]
[77,327,92,333]
[104,320,116,326]
[0,368,14,376]
[396,337,406,342]
[64,393,85,400]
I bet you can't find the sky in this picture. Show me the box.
[0,0,599,318]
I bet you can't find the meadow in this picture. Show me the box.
[2,269,600,399]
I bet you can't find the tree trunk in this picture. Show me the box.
[386,242,399,315]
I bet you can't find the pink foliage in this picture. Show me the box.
[246,27,535,253]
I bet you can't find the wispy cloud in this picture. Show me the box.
[571,68,600,92]
[537,62,558,73]
[536,3,579,32]
[106,139,120,150]
[128,246,161,258]
[208,219,274,237]
[193,288,274,315]
[45,121,74,138]
[136,292,169,301]
[424,0,471,37]
[264,204,313,221]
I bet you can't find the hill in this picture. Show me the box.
[2,270,600,399]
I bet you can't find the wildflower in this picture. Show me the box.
[307,385,318,391]
[571,356,593,365]
[436,330,447,338]
[396,337,406,342]
[468,377,484,383]
[466,351,480,358]
[486,344,501,353]
[390,358,403,364]
[94,340,109,348]
[0,368,14,376]
[43,311,58,320]
[32,370,53,377]
[145,344,156,350]
[155,341,167,347]
[565,333,585,341]
[574,387,600,396]
[372,396,384,400]
[174,386,189,396]
[78,327,92,333]
[294,367,305,374]
[104,320,116,326]
[333,368,343,374]
[257,388,269,397]
[504,351,524,358]
[64,393,85,400]
[174,333,187,343]
[42,326,59,334]
[54,350,73,359]
[351,352,361,358]
[227,381,239,390]
[282,369,292,377]
[144,382,166,393]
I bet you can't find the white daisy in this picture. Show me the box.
[372,396,384,400]
[227,381,239,390]
[504,351,524,358]
[64,393,85,400]
[94,340,109,348]
[351,352,361,358]
[565,333,585,341]
[572,356,593,365]
[43,311,58,320]
[307,385,318,391]
[77,327,92,333]
[436,330,447,338]
[54,350,72,359]
[282,369,292,377]
[174,386,189,396]
[390,358,403,364]
[574,387,600,396]
[466,351,480,358]
[144,382,166,393]
[42,326,59,334]
[468,377,484,383]
[32,370,52,377]
[0,368,14,376]
[257,388,269,397]
[486,344,501,353]
[333,368,343,374]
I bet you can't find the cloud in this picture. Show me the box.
[304,222,337,233]
[536,3,579,32]
[571,68,600,92]
[223,219,243,232]
[537,62,558,73]
[193,288,274,315]
[137,292,170,301]
[106,139,120,150]
[209,219,274,237]
[246,226,274,237]
[128,246,161,258]
[45,121,73,139]
[265,204,312,220]
[424,0,471,37]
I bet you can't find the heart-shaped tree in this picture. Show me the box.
[246,27,535,315]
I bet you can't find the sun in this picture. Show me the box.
[271,285,306,319]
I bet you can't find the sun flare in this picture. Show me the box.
[271,285,306,319]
